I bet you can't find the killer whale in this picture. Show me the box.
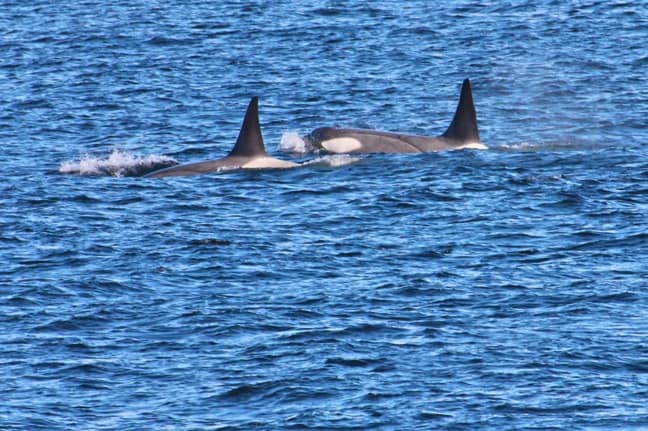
[144,97,298,178]
[306,79,486,154]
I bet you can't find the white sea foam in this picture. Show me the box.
[279,131,312,154]
[59,149,177,177]
[302,154,363,168]
[498,141,601,152]
[498,142,540,151]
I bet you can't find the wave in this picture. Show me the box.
[59,149,177,177]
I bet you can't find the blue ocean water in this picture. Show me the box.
[1,1,647,430]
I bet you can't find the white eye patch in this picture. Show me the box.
[321,137,362,153]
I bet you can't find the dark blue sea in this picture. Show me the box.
[2,1,647,430]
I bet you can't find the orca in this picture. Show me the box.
[144,97,298,178]
[306,79,486,154]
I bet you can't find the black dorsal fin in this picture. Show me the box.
[228,96,268,157]
[442,79,481,143]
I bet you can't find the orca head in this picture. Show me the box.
[307,127,363,153]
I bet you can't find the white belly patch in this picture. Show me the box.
[242,157,299,169]
[456,142,488,150]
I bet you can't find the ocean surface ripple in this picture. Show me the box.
[1,1,647,430]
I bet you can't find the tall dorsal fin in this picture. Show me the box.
[228,96,268,157]
[442,79,481,144]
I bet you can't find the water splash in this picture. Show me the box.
[59,149,177,177]
[279,131,312,154]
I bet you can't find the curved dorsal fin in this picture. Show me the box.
[228,96,268,157]
[442,79,481,144]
